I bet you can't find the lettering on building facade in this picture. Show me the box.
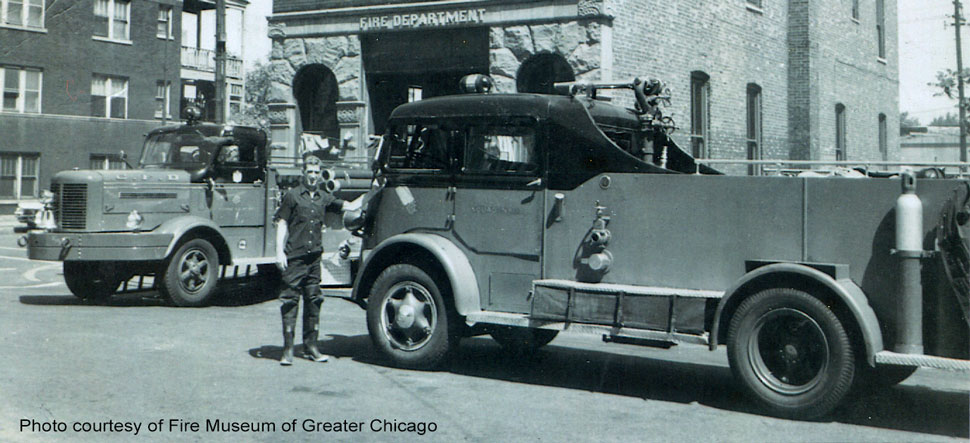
[359,8,487,31]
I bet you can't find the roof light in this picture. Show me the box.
[459,74,494,94]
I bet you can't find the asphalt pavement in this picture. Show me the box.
[0,229,968,442]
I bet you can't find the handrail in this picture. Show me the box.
[692,159,970,178]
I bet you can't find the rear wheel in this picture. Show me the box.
[366,264,456,369]
[64,261,119,302]
[490,326,558,353]
[160,238,219,307]
[727,288,856,419]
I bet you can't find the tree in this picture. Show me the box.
[232,61,274,127]
[930,112,960,126]
[899,111,920,128]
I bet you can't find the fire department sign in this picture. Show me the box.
[358,8,487,31]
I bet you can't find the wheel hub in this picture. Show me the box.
[395,304,416,329]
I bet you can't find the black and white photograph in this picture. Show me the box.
[1,0,969,441]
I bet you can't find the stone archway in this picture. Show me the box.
[293,64,340,147]
[516,53,576,94]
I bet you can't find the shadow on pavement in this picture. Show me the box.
[270,333,968,437]
[17,277,277,307]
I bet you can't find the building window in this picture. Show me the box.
[835,104,847,161]
[157,5,172,39]
[1,66,41,113]
[91,74,128,119]
[690,71,710,159]
[155,80,171,119]
[90,154,127,170]
[746,84,763,175]
[229,83,243,117]
[0,153,39,198]
[407,86,422,103]
[2,0,43,28]
[94,0,130,41]
[878,113,888,161]
[851,0,860,21]
[876,0,886,59]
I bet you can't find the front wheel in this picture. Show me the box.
[160,238,219,307]
[64,261,119,302]
[366,264,456,369]
[726,288,856,419]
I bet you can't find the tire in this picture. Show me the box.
[64,261,119,302]
[726,288,856,419]
[160,238,219,307]
[366,264,456,369]
[490,326,558,353]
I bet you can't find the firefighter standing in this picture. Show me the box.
[274,155,352,366]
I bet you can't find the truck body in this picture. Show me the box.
[343,77,970,419]
[24,118,366,306]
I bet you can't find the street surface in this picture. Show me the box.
[0,222,967,442]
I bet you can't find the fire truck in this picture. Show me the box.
[22,108,368,307]
[334,75,969,419]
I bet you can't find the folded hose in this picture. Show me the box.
[937,181,970,326]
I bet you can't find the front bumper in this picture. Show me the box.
[26,231,173,261]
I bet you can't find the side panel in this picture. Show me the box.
[543,174,805,290]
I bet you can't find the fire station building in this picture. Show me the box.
[266,0,898,170]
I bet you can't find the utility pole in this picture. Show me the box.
[214,0,227,124]
[954,0,968,170]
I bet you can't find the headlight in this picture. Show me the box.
[126,210,144,231]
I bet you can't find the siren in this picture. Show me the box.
[459,74,494,94]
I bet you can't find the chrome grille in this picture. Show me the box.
[58,184,87,229]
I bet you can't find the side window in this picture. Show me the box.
[464,124,538,174]
[386,124,459,170]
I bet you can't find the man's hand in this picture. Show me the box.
[276,250,288,271]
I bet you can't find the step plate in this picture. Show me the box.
[875,351,970,371]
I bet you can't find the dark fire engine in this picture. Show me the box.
[337,75,969,419]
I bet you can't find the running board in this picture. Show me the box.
[465,310,709,346]
[875,351,970,371]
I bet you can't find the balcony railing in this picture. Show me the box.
[181,46,243,78]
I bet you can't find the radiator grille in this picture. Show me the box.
[58,184,87,229]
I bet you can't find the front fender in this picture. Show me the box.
[352,233,481,316]
[155,216,227,259]
[710,262,884,365]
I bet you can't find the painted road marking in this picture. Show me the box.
[0,255,43,263]
[0,282,63,289]
[25,263,61,282]
[0,246,26,251]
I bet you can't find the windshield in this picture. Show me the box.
[140,131,215,169]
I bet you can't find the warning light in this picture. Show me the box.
[459,74,494,94]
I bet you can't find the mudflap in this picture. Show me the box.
[937,181,970,326]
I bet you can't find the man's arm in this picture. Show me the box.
[275,219,288,270]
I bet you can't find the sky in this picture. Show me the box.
[239,1,963,126]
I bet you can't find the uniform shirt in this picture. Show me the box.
[274,182,346,258]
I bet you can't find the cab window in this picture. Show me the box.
[463,124,538,174]
[386,123,462,171]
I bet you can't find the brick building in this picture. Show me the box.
[264,0,898,172]
[0,0,248,205]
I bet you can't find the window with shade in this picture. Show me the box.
[1,66,41,114]
[835,104,847,161]
[157,5,172,39]
[155,81,171,119]
[690,71,710,159]
[94,0,130,41]
[92,74,128,119]
[0,153,39,199]
[2,0,44,29]
[90,154,127,170]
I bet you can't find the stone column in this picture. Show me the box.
[267,102,299,165]
[335,101,368,165]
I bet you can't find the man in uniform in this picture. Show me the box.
[274,155,354,365]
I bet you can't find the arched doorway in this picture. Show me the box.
[293,64,340,150]
[516,53,575,94]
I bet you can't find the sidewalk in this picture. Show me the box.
[0,215,21,228]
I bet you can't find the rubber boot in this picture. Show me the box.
[303,330,328,362]
[280,325,295,366]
